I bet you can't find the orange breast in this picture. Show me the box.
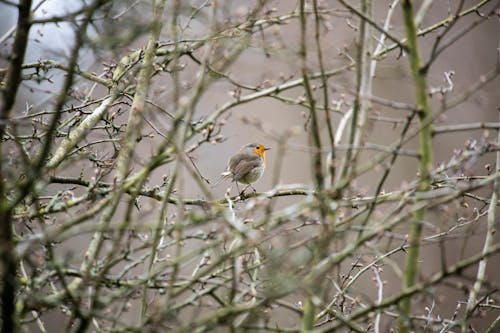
[253,148,266,164]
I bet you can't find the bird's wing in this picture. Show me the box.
[227,153,261,181]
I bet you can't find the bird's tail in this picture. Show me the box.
[211,171,232,188]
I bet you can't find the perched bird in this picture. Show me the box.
[221,143,271,194]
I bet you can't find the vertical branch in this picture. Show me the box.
[355,0,404,239]
[369,0,400,88]
[464,73,500,320]
[300,297,315,332]
[337,0,368,182]
[0,0,32,122]
[0,2,32,333]
[169,0,182,113]
[312,0,335,186]
[299,0,323,193]
[115,0,167,181]
[140,0,183,301]
[352,0,372,157]
[299,0,324,329]
[372,266,383,333]
[398,0,434,331]
[415,0,435,26]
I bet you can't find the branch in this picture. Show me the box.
[0,2,33,333]
[339,0,406,51]
[398,1,433,331]
[320,241,500,332]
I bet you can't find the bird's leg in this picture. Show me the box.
[235,181,241,195]
[239,184,248,197]
[240,184,255,197]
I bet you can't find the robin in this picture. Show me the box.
[220,143,271,194]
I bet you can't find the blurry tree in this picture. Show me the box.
[0,0,499,332]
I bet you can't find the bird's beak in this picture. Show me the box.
[264,147,271,151]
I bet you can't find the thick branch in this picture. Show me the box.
[398,1,434,331]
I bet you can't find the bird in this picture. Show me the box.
[220,143,271,194]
